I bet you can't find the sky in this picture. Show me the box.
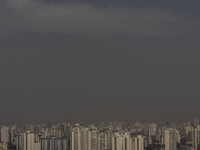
[0,0,200,125]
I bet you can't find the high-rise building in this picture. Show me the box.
[1,126,9,143]
[16,133,24,150]
[98,129,112,150]
[25,131,41,150]
[165,128,177,150]
[193,126,200,150]
[148,123,157,144]
[112,132,132,150]
[40,137,69,150]
[134,135,144,150]
[98,131,108,150]
[71,124,85,150]
[148,123,157,136]
[186,125,193,135]
[161,126,166,145]
[10,127,16,144]
[71,124,100,150]
[88,125,98,150]
[16,131,40,150]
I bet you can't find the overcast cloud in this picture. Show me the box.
[0,0,199,39]
[0,0,200,125]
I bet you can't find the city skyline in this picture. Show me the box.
[0,118,200,150]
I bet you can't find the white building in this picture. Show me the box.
[148,123,157,136]
[165,128,178,150]
[1,126,9,143]
[193,126,200,150]
[10,127,16,144]
[71,124,85,150]
[186,125,193,135]
[135,135,144,150]
[88,126,98,150]
[98,130,112,150]
[112,132,132,150]
[16,131,40,150]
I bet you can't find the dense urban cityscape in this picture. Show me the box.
[1,0,200,150]
[0,118,200,150]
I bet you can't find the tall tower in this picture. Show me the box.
[135,135,144,150]
[24,131,41,150]
[98,129,112,150]
[149,123,157,136]
[71,124,88,150]
[1,126,9,143]
[165,128,177,150]
[193,126,200,150]
[148,123,157,144]
[71,124,82,150]
[112,132,132,150]
[88,125,98,150]
[16,131,40,150]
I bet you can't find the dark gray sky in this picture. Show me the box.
[0,0,200,125]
